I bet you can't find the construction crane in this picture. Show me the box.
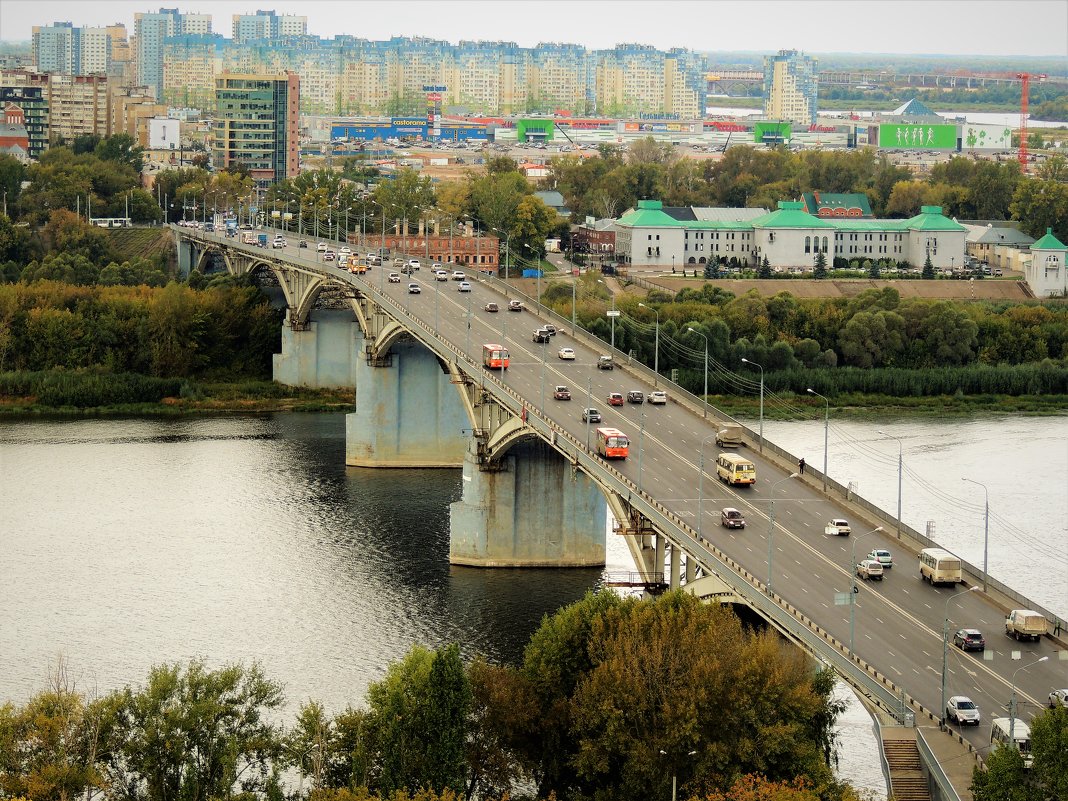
[1016,72,1048,169]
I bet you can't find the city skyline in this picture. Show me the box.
[2,0,1066,58]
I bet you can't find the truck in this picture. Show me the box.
[242,231,256,245]
[257,233,268,248]
[1005,609,1047,642]
[825,518,852,536]
[715,424,743,448]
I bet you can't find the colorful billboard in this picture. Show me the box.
[962,123,1012,150]
[878,123,958,150]
[754,121,792,143]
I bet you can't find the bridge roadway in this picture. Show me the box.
[188,228,1066,765]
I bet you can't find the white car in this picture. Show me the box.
[557,347,576,360]
[946,696,980,726]
[339,246,352,257]
[405,259,421,270]
[435,270,449,281]
[1050,689,1068,708]
[457,281,472,292]
[868,548,893,568]
[317,242,328,252]
[388,272,401,283]
[407,283,421,294]
[272,238,286,248]
[647,391,667,405]
[451,270,466,281]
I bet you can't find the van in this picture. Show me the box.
[919,548,962,586]
[990,718,1033,769]
[716,453,756,486]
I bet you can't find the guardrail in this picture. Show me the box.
[917,728,965,801]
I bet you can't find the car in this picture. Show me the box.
[388,272,401,283]
[435,270,449,281]
[406,259,421,270]
[458,281,472,292]
[407,283,421,294]
[317,242,328,252]
[393,257,406,268]
[431,262,443,271]
[607,392,624,406]
[868,548,893,568]
[298,240,309,248]
[647,391,667,405]
[543,324,557,336]
[366,252,378,261]
[627,390,644,404]
[323,251,336,261]
[533,328,551,343]
[203,223,215,232]
[484,302,499,312]
[946,696,981,726]
[826,518,852,536]
[597,355,614,370]
[558,347,576,360]
[553,385,571,400]
[721,508,746,529]
[582,407,602,423]
[272,238,286,248]
[508,300,524,311]
[451,270,466,281]
[856,559,884,580]
[1049,689,1068,708]
[952,629,985,652]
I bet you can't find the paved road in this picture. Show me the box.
[194,227,1068,757]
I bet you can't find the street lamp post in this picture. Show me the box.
[767,473,799,592]
[877,430,904,537]
[571,276,577,334]
[1009,656,1049,745]
[492,227,511,282]
[961,478,990,592]
[806,388,829,491]
[688,327,709,417]
[849,526,883,657]
[697,433,718,539]
[742,358,764,451]
[638,408,646,493]
[940,585,979,727]
[598,279,617,350]
[585,377,593,450]
[659,749,697,801]
[638,302,660,384]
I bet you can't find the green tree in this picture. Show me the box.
[105,660,284,801]
[0,154,26,213]
[837,310,906,368]
[1009,178,1068,243]
[422,644,471,795]
[95,134,145,172]
[868,260,881,279]
[1030,706,1068,801]
[922,253,935,279]
[813,250,828,279]
[971,743,1029,801]
[758,255,772,279]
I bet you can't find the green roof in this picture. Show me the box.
[617,199,686,228]
[903,205,966,232]
[829,219,909,231]
[1032,227,1068,250]
[801,192,873,217]
[750,201,836,229]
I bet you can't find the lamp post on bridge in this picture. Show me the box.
[697,433,717,540]
[741,358,764,452]
[766,472,799,592]
[940,585,979,728]
[1009,656,1048,745]
[598,278,617,350]
[876,430,904,538]
[849,526,883,658]
[688,327,709,418]
[638,302,660,385]
[492,227,511,282]
[961,477,990,592]
[806,387,829,491]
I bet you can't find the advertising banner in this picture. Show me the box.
[754,121,791,143]
[962,123,1012,150]
[878,123,957,150]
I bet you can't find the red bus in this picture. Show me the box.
[596,427,630,459]
[482,343,509,369]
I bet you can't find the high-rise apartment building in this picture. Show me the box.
[231,11,308,44]
[32,22,112,75]
[212,72,299,185]
[0,85,48,159]
[135,8,212,100]
[763,49,818,125]
[1,70,110,143]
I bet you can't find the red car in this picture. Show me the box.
[607,392,624,406]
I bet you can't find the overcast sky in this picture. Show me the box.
[2,0,1066,57]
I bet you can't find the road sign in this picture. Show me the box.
[606,310,620,317]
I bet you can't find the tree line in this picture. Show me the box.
[0,591,861,801]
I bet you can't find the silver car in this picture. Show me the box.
[946,696,980,726]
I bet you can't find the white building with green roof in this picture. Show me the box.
[614,200,966,271]
[1026,228,1068,298]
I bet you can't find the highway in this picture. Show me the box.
[193,227,1068,757]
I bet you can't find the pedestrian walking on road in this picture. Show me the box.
[798,457,806,475]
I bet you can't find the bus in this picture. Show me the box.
[990,718,1033,769]
[716,453,756,486]
[919,548,962,586]
[482,343,509,369]
[596,427,629,459]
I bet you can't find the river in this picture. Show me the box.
[2,412,1065,797]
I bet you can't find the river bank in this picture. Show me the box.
[699,392,1068,419]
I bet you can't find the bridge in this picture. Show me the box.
[176,227,1066,799]
[705,69,1066,96]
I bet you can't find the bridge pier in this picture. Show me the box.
[273,309,361,389]
[174,234,197,278]
[346,336,468,467]
[449,439,606,567]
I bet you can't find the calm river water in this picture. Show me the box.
[2,412,1065,797]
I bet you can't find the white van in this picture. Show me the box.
[920,547,962,586]
[990,718,1033,769]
